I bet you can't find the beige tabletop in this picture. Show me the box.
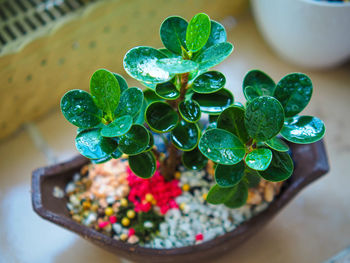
[0,14,349,263]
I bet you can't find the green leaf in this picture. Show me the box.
[133,99,147,125]
[156,58,199,74]
[224,182,248,208]
[170,120,199,151]
[245,168,261,188]
[215,161,245,188]
[199,128,245,165]
[178,100,201,123]
[206,184,234,205]
[243,70,275,101]
[192,88,234,115]
[100,115,133,137]
[75,129,118,159]
[186,13,211,52]
[182,147,208,170]
[91,155,112,164]
[245,96,284,141]
[145,130,154,151]
[265,137,289,152]
[144,89,163,104]
[217,106,250,143]
[192,71,226,94]
[195,42,233,71]
[61,90,102,128]
[281,116,325,144]
[203,20,227,49]
[160,16,188,55]
[111,148,123,159]
[158,48,181,58]
[123,46,174,84]
[259,151,294,182]
[274,73,313,117]
[155,81,180,100]
[115,87,144,118]
[128,151,156,178]
[113,73,128,94]
[118,124,149,155]
[245,148,273,171]
[145,102,179,133]
[90,69,120,117]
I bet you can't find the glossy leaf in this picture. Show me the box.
[129,151,156,178]
[170,120,199,151]
[156,58,199,74]
[217,106,250,143]
[243,70,275,101]
[178,100,201,123]
[91,155,112,164]
[265,137,289,152]
[182,147,208,170]
[192,71,226,94]
[158,48,180,58]
[203,20,226,49]
[123,46,173,83]
[90,69,120,117]
[133,99,147,125]
[61,90,102,128]
[215,161,245,188]
[274,73,313,117]
[75,129,118,159]
[259,151,294,182]
[186,13,211,52]
[144,89,163,104]
[160,16,188,55]
[281,116,325,144]
[245,148,273,171]
[145,102,179,133]
[195,42,233,71]
[115,87,144,118]
[192,88,234,115]
[224,182,248,208]
[206,184,234,205]
[111,148,123,159]
[118,124,149,155]
[145,130,155,151]
[199,128,245,165]
[245,168,261,188]
[100,115,133,137]
[245,96,284,141]
[113,73,128,94]
[155,81,180,100]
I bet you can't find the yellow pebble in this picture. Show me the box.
[120,233,128,241]
[120,198,128,207]
[174,171,181,179]
[182,184,190,192]
[105,207,114,216]
[145,193,154,202]
[179,203,186,210]
[82,201,91,210]
[202,193,207,200]
[127,210,136,219]
[121,217,130,227]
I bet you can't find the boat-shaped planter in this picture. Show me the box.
[32,140,329,263]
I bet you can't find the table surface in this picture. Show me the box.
[0,13,349,263]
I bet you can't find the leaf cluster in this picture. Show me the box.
[60,13,325,209]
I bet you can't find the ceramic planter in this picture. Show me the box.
[251,0,350,69]
[32,140,329,263]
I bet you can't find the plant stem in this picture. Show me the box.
[161,73,189,181]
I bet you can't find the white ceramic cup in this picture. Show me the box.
[251,0,350,69]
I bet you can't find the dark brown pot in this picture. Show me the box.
[32,140,329,263]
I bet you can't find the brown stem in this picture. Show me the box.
[160,73,189,181]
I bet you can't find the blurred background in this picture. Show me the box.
[0,0,349,262]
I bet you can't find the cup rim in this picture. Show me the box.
[300,0,350,7]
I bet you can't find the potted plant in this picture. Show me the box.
[32,13,329,262]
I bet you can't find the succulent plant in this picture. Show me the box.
[60,13,325,208]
